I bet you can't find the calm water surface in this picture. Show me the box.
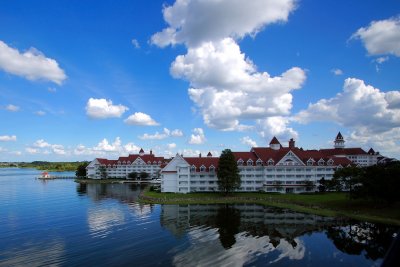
[0,168,398,266]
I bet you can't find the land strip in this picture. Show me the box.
[140,191,400,226]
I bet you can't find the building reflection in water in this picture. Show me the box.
[76,183,154,237]
[160,204,398,266]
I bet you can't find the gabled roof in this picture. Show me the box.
[96,153,164,166]
[320,148,367,156]
[336,132,344,140]
[184,157,219,170]
[232,152,258,162]
[269,136,281,145]
[252,147,354,166]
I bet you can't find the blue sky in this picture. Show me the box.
[1,0,399,161]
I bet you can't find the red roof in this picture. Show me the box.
[184,157,219,171]
[269,136,281,145]
[320,148,367,156]
[96,153,164,166]
[251,147,354,166]
[232,152,259,162]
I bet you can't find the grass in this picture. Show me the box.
[141,190,400,226]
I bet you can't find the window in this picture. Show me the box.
[209,165,215,172]
[237,159,244,166]
[191,165,196,172]
[268,159,274,166]
[256,159,263,166]
[307,159,313,166]
[200,165,206,172]
[247,159,253,166]
[318,159,325,166]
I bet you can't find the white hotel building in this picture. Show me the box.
[160,133,381,193]
[86,148,165,179]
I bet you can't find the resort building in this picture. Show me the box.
[160,133,382,193]
[86,149,165,179]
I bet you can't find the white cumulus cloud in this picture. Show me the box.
[188,128,206,144]
[352,16,400,57]
[174,38,306,130]
[124,112,159,126]
[86,98,128,119]
[139,128,184,140]
[295,78,400,156]
[5,104,20,112]
[331,68,343,75]
[93,137,122,152]
[0,40,66,84]
[33,139,51,148]
[167,143,177,149]
[152,0,305,134]
[131,39,140,49]
[151,0,296,47]
[240,136,258,147]
[0,135,17,142]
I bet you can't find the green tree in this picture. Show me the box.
[128,171,138,180]
[140,171,149,180]
[75,162,89,178]
[303,179,315,192]
[318,177,327,193]
[217,149,241,195]
[332,166,362,195]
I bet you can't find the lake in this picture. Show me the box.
[0,168,398,266]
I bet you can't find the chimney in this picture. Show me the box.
[289,138,295,149]
[199,153,202,158]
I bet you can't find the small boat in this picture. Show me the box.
[38,171,54,179]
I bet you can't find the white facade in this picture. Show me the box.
[86,150,164,179]
[161,133,382,194]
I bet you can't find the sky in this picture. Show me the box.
[0,0,399,161]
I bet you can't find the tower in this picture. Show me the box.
[334,132,345,149]
[269,136,282,150]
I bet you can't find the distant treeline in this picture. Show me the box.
[1,161,90,172]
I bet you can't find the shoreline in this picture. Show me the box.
[140,191,400,226]
[75,178,161,184]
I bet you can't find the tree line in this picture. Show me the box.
[326,162,400,202]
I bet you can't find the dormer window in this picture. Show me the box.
[200,165,206,172]
[118,161,121,165]
[158,161,162,165]
[209,165,215,172]
[247,159,253,166]
[237,159,244,166]
[327,159,333,166]
[153,161,157,164]
[147,161,151,164]
[191,165,196,172]
[256,159,263,166]
[268,159,274,166]
[127,161,131,165]
[318,159,325,166]
[307,159,314,166]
